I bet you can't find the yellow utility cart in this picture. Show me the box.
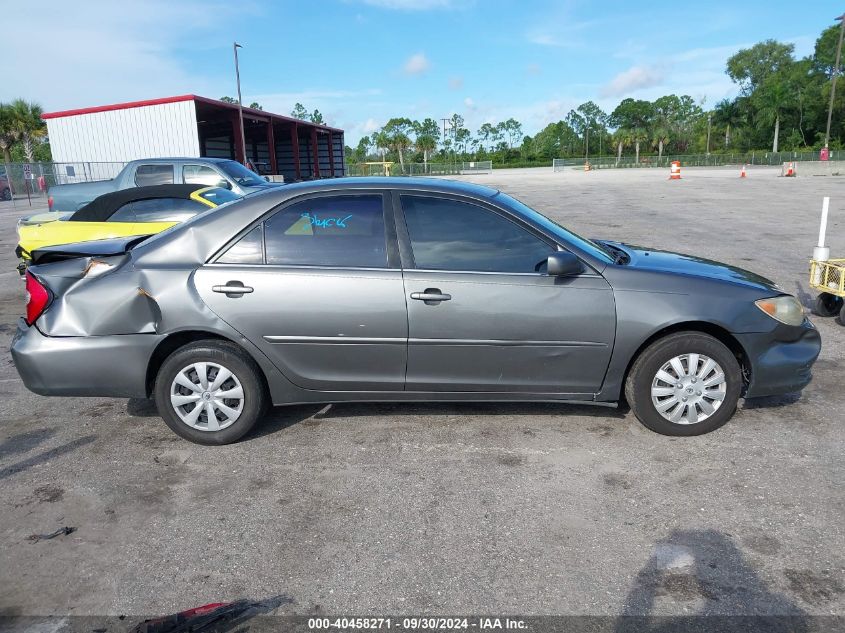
[810,196,845,322]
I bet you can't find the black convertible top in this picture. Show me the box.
[69,184,207,222]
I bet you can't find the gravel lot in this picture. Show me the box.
[0,167,843,624]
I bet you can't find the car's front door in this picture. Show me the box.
[195,192,408,391]
[395,193,616,395]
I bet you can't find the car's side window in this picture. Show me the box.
[134,164,175,187]
[217,226,264,264]
[108,198,207,223]
[400,195,556,273]
[262,195,388,268]
[184,165,226,188]
[109,202,136,223]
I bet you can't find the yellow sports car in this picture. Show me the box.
[16,184,240,273]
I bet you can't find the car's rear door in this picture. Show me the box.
[394,191,616,395]
[194,191,408,391]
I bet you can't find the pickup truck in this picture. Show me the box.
[48,157,283,212]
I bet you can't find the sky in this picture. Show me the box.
[3,0,837,145]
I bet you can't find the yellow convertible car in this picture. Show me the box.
[16,184,240,273]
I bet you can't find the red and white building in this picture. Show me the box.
[43,95,346,181]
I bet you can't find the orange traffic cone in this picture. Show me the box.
[740,164,747,178]
[669,160,681,180]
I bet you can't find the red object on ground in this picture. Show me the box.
[820,147,830,161]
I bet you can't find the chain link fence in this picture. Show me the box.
[555,150,845,170]
[0,161,127,203]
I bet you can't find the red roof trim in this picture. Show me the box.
[42,94,345,134]
[42,95,196,119]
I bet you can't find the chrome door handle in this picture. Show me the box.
[410,289,451,303]
[213,282,254,297]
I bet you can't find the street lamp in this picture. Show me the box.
[233,42,248,166]
[706,114,712,156]
[824,13,845,150]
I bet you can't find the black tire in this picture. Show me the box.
[624,332,742,436]
[840,301,845,326]
[815,292,843,317]
[153,340,267,445]
[1,187,10,201]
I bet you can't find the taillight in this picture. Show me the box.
[24,271,51,326]
[47,196,54,211]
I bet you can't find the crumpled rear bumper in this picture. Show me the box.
[737,320,822,398]
[11,318,158,398]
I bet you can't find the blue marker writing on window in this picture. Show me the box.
[301,212,353,228]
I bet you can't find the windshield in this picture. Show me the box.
[218,161,266,187]
[494,192,614,264]
[198,187,242,206]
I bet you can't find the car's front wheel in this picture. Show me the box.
[154,340,267,445]
[625,332,742,436]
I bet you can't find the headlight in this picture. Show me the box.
[755,296,805,326]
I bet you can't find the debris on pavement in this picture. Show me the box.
[131,595,292,633]
[27,526,76,542]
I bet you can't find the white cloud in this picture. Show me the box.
[464,97,476,111]
[449,76,464,90]
[403,52,431,75]
[0,0,254,110]
[600,66,664,98]
[363,118,381,133]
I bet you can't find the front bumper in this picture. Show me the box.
[737,320,821,398]
[11,319,157,398]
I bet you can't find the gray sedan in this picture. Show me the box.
[11,178,821,444]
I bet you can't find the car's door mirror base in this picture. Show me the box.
[547,252,583,277]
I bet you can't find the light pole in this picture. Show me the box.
[233,42,247,166]
[706,114,712,156]
[824,13,845,150]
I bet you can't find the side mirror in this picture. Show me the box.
[264,175,271,182]
[216,179,233,190]
[547,252,583,277]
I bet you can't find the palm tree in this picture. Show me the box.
[0,103,19,165]
[652,126,670,163]
[9,99,46,163]
[613,129,628,166]
[713,99,744,149]
[755,76,793,153]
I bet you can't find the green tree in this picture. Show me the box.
[248,102,263,110]
[610,98,654,162]
[381,118,414,173]
[290,103,309,120]
[310,109,324,124]
[413,118,439,169]
[712,98,745,148]
[8,99,45,163]
[0,103,18,164]
[219,96,238,103]
[499,118,523,148]
[754,72,795,152]
[726,40,794,95]
[477,122,495,151]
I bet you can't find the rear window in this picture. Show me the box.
[134,164,174,187]
[197,188,241,206]
[109,197,208,223]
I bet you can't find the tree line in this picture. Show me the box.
[341,21,844,168]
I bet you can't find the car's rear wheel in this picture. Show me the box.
[815,292,843,317]
[625,332,742,436]
[154,340,267,445]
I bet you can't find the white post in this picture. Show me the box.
[813,197,831,285]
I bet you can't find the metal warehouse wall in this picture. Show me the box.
[46,100,201,163]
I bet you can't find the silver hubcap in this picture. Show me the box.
[170,362,244,432]
[651,353,727,425]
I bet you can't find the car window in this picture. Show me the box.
[217,226,264,264]
[400,195,556,273]
[263,195,387,268]
[107,197,208,223]
[197,188,241,206]
[184,165,226,187]
[134,164,174,186]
